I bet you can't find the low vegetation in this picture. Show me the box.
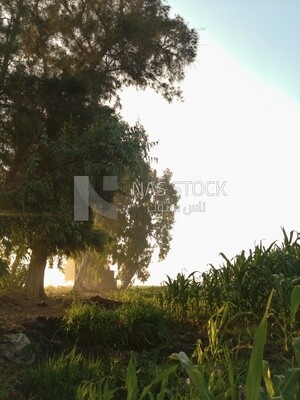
[63,301,172,349]
[1,229,300,399]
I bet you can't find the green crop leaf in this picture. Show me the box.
[140,365,177,399]
[290,285,300,323]
[262,360,275,398]
[280,368,300,399]
[170,352,213,400]
[246,289,275,400]
[246,318,268,400]
[292,338,300,366]
[126,358,138,400]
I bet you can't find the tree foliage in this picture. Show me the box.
[0,0,198,296]
[0,0,198,101]
[95,166,179,288]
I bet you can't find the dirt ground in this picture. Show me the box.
[0,287,120,332]
[0,287,202,360]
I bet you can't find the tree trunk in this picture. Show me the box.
[73,252,90,292]
[120,274,133,290]
[25,246,48,299]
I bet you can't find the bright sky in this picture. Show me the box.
[172,0,300,103]
[45,0,300,287]
[119,0,300,285]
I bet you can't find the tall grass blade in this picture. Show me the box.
[126,358,138,400]
[245,289,275,400]
[140,365,177,399]
[170,352,213,400]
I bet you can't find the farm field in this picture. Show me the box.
[1,1,299,399]
[1,230,300,400]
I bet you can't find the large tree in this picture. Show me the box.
[0,0,198,297]
[1,113,150,297]
[72,166,179,291]
[0,0,197,101]
[93,166,179,288]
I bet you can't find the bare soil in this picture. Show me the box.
[0,287,203,360]
[0,287,121,332]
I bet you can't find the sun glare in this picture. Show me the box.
[44,261,74,287]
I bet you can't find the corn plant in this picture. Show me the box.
[271,275,300,351]
[162,272,202,321]
[170,290,274,400]
[259,285,300,399]
[171,286,300,400]
[126,357,178,400]
[198,229,300,332]
[194,303,229,367]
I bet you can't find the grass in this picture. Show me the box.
[0,364,17,399]
[19,349,106,400]
[2,229,300,399]
[63,300,172,350]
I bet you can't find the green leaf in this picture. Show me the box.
[262,360,275,398]
[246,318,268,400]
[290,285,300,323]
[246,289,275,400]
[219,252,233,267]
[280,368,300,399]
[126,358,138,400]
[170,352,213,400]
[140,365,177,400]
[258,388,270,400]
[272,374,284,393]
[292,338,300,366]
